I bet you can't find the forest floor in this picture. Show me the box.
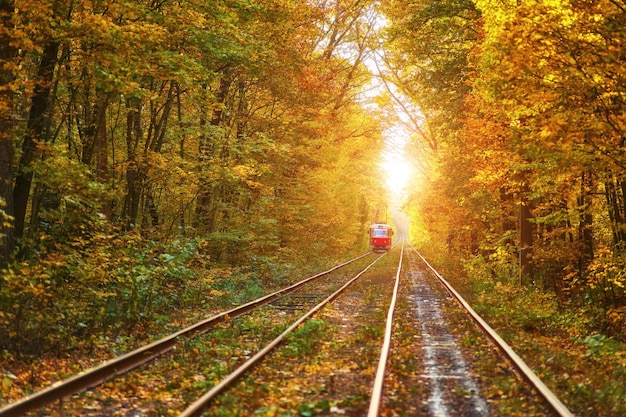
[441,260,626,417]
[2,252,626,416]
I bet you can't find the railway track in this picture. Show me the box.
[0,252,376,416]
[407,244,573,417]
[0,243,575,416]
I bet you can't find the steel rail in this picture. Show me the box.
[0,252,371,417]
[407,244,574,417]
[367,242,404,417]
[178,252,389,417]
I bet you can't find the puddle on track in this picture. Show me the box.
[409,267,490,417]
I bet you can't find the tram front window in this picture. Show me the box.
[372,229,387,237]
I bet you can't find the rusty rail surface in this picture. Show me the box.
[367,241,404,417]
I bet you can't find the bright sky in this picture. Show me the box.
[381,127,412,195]
[361,63,415,195]
[383,154,412,193]
[354,16,417,197]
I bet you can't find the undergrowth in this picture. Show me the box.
[446,253,626,416]
[0,232,303,408]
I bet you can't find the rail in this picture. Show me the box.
[408,243,574,417]
[367,241,404,416]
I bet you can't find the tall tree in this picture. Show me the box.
[13,38,62,239]
[0,0,15,262]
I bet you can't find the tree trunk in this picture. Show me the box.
[13,40,60,239]
[519,191,534,284]
[578,172,594,268]
[0,0,16,264]
[147,81,174,153]
[195,76,232,230]
[124,96,142,227]
[94,95,109,181]
[94,94,110,217]
[605,177,626,245]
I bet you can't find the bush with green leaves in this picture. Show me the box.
[0,231,211,355]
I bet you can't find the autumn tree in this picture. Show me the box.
[0,0,387,353]
[0,0,15,263]
[384,0,626,326]
[473,0,626,292]
[381,0,486,256]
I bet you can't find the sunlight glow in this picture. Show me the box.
[382,153,412,194]
[380,123,413,195]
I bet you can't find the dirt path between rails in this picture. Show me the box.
[392,254,555,417]
[404,258,490,416]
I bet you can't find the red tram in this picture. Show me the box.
[369,223,393,252]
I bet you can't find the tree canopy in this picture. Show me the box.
[382,0,626,333]
[0,0,389,353]
[4,0,626,364]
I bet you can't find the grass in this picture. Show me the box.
[439,256,626,417]
[284,319,332,358]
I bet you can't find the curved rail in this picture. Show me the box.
[367,242,404,417]
[407,243,574,417]
[0,252,372,417]
[179,252,389,417]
